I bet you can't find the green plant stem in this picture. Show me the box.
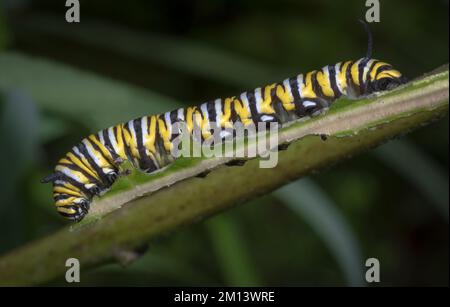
[0,67,447,286]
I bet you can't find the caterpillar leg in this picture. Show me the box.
[120,169,132,176]
[225,159,247,167]
[113,156,125,165]
[277,143,290,151]
[104,146,130,178]
[86,184,102,195]
[195,170,211,178]
[106,172,118,184]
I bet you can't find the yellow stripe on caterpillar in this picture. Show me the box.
[221,98,234,128]
[351,60,361,86]
[302,71,317,98]
[55,197,78,206]
[276,84,295,111]
[233,98,253,126]
[158,118,174,151]
[186,107,197,133]
[66,152,99,180]
[84,139,112,169]
[122,124,140,159]
[376,69,402,80]
[88,135,115,164]
[113,125,127,159]
[261,84,277,114]
[338,61,352,92]
[54,186,83,197]
[315,70,335,97]
[57,207,77,215]
[369,61,390,79]
[55,165,90,184]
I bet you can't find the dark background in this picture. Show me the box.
[0,0,448,286]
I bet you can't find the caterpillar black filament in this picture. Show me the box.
[42,22,406,222]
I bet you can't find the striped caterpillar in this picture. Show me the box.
[42,22,406,222]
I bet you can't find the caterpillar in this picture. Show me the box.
[42,21,406,222]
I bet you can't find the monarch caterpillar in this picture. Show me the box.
[42,21,406,222]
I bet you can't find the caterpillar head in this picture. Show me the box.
[368,64,407,93]
[42,172,91,222]
[55,197,90,222]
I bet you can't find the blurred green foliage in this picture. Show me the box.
[0,0,448,286]
[0,5,10,50]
